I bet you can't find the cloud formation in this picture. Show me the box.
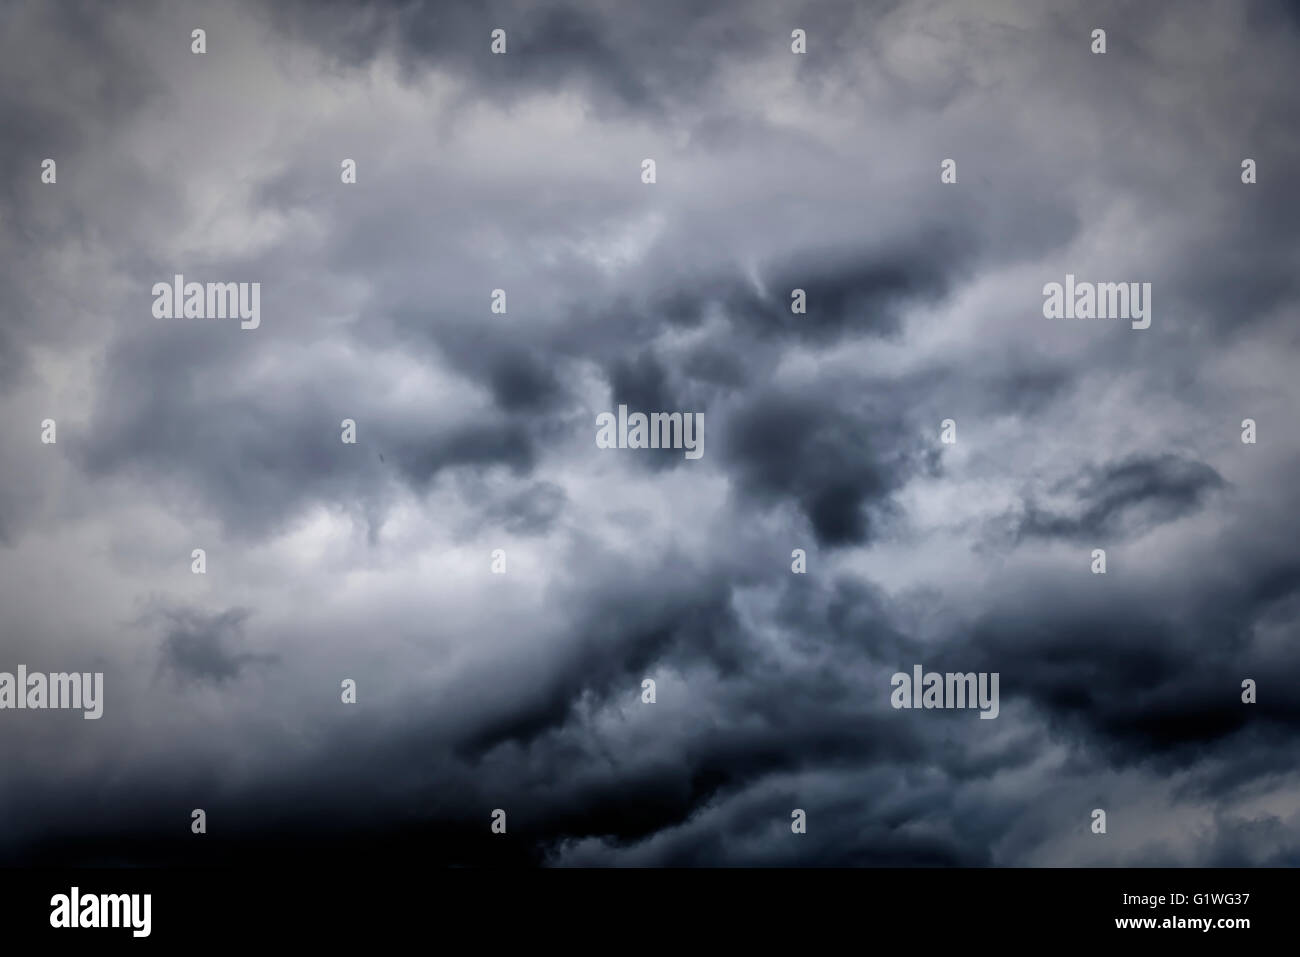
[0,0,1297,867]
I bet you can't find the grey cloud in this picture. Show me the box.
[1016,453,1227,543]
[156,606,277,684]
[721,387,938,547]
[0,0,1297,870]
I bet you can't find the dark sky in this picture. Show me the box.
[0,0,1298,866]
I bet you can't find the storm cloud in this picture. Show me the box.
[0,0,1297,868]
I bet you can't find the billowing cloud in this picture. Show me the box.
[0,0,1297,867]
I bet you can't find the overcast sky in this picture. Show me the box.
[0,0,1298,866]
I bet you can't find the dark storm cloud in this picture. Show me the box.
[1203,810,1300,867]
[265,0,813,119]
[477,480,567,535]
[387,311,576,417]
[681,341,750,389]
[0,1,163,393]
[553,770,1007,867]
[722,387,938,547]
[1016,452,1227,543]
[1,0,1299,872]
[156,606,277,684]
[485,347,568,412]
[0,565,946,866]
[450,562,752,758]
[387,418,539,485]
[68,322,550,536]
[607,350,676,413]
[681,236,979,344]
[946,548,1300,770]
